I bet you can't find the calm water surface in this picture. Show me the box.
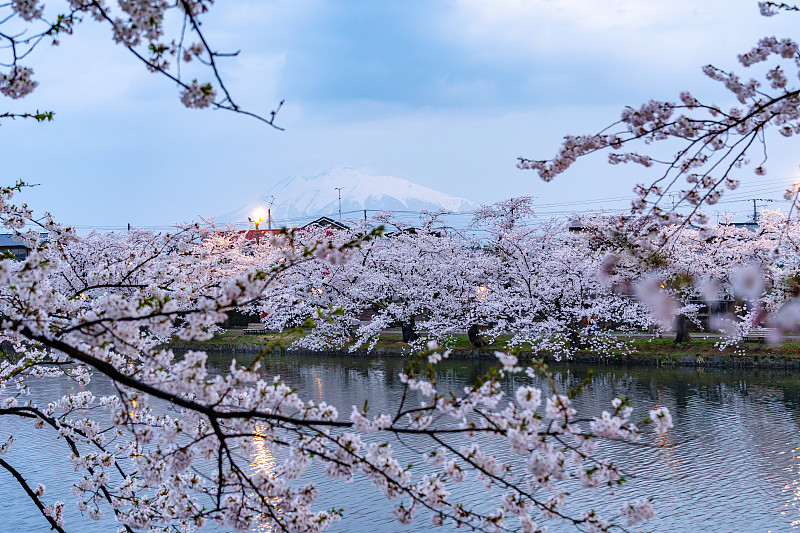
[2,353,800,532]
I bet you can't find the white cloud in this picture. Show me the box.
[441,0,796,70]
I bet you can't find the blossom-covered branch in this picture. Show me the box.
[0,0,284,127]
[518,3,800,230]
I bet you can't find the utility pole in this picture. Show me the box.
[669,192,679,210]
[267,196,275,231]
[335,187,345,220]
[751,198,775,223]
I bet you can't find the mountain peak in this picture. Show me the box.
[221,168,479,225]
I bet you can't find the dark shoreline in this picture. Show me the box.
[169,342,800,370]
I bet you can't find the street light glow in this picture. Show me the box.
[249,208,266,224]
[248,208,267,246]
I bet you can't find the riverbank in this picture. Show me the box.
[170,330,800,369]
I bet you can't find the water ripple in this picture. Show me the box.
[2,356,800,532]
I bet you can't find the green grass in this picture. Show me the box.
[182,330,304,346]
[173,329,800,359]
[625,337,800,358]
[174,330,525,351]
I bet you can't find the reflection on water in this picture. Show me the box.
[251,424,280,533]
[3,353,800,532]
[782,437,800,529]
[252,426,278,480]
[217,356,800,533]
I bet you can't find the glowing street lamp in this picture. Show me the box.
[476,285,489,301]
[249,208,266,246]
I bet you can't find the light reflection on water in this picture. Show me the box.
[2,353,800,532]
[251,424,280,533]
[781,439,800,530]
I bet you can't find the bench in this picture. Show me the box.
[243,322,267,334]
[744,328,776,343]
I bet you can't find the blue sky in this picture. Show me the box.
[3,0,800,229]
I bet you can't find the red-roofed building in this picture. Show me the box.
[240,228,283,245]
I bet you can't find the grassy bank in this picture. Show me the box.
[176,329,800,360]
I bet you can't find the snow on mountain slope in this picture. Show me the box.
[220,167,480,225]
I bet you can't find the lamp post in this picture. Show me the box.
[248,215,262,246]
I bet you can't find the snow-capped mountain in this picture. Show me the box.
[221,167,479,225]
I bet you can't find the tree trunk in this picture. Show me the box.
[401,318,418,343]
[568,321,588,349]
[674,313,691,344]
[467,324,485,347]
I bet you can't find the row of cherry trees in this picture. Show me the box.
[252,201,800,355]
[253,202,646,358]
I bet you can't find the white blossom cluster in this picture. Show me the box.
[11,0,43,21]
[0,66,38,99]
[112,0,169,46]
[180,80,216,109]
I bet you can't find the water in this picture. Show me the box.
[2,353,800,532]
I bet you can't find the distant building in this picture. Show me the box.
[0,233,47,261]
[568,218,584,232]
[385,227,418,236]
[302,216,349,230]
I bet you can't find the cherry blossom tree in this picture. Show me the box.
[662,211,800,341]
[571,207,800,344]
[468,199,653,358]
[258,216,478,351]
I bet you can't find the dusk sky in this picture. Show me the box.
[4,0,800,229]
